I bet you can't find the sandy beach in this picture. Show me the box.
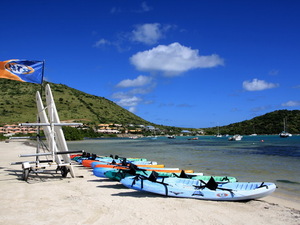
[0,140,299,225]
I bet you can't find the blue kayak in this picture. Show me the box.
[120,175,276,201]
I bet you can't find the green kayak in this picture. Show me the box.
[104,169,237,183]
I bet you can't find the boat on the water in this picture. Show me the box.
[279,131,292,138]
[279,118,292,138]
[188,137,198,140]
[120,175,276,201]
[215,125,222,137]
[167,135,176,139]
[228,134,243,141]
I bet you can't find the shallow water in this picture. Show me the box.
[68,135,300,202]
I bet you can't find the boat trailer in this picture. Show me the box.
[11,84,84,181]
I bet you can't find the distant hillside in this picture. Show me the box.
[203,110,300,135]
[1,79,299,135]
[0,79,152,126]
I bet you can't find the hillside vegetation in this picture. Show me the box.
[0,79,151,126]
[204,110,300,135]
[0,78,299,135]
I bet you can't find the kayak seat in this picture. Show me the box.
[179,170,189,178]
[148,171,159,182]
[195,177,219,190]
[91,154,97,160]
[205,177,218,190]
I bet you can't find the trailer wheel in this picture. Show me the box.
[23,168,29,181]
[61,166,69,178]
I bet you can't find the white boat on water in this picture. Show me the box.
[279,131,292,138]
[215,125,222,137]
[228,134,243,141]
[167,135,176,139]
[279,118,292,138]
[250,125,257,136]
[129,136,139,139]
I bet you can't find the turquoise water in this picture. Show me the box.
[68,135,300,202]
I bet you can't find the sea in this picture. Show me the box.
[67,135,300,203]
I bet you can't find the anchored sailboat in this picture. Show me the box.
[279,118,292,138]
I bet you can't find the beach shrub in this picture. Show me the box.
[0,134,7,140]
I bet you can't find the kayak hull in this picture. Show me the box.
[120,176,276,201]
[93,167,193,178]
[92,163,166,169]
[105,169,236,182]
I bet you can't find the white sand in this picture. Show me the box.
[0,141,299,225]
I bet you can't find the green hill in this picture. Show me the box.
[203,110,300,135]
[0,79,152,126]
[1,78,299,135]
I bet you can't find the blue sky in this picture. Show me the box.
[1,0,300,128]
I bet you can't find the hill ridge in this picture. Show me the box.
[0,79,152,126]
[0,78,299,135]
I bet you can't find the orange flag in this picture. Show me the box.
[0,59,44,84]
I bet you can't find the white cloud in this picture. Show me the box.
[113,75,156,112]
[292,85,300,89]
[130,42,224,76]
[282,100,300,107]
[116,95,142,107]
[93,38,111,48]
[111,91,142,113]
[93,38,130,52]
[93,22,172,51]
[131,23,165,45]
[128,106,137,113]
[139,1,152,12]
[116,75,152,88]
[243,78,279,91]
[110,7,122,14]
[129,85,155,95]
[111,1,152,14]
[111,92,128,99]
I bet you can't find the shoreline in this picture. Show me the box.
[0,140,299,225]
[23,138,300,206]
